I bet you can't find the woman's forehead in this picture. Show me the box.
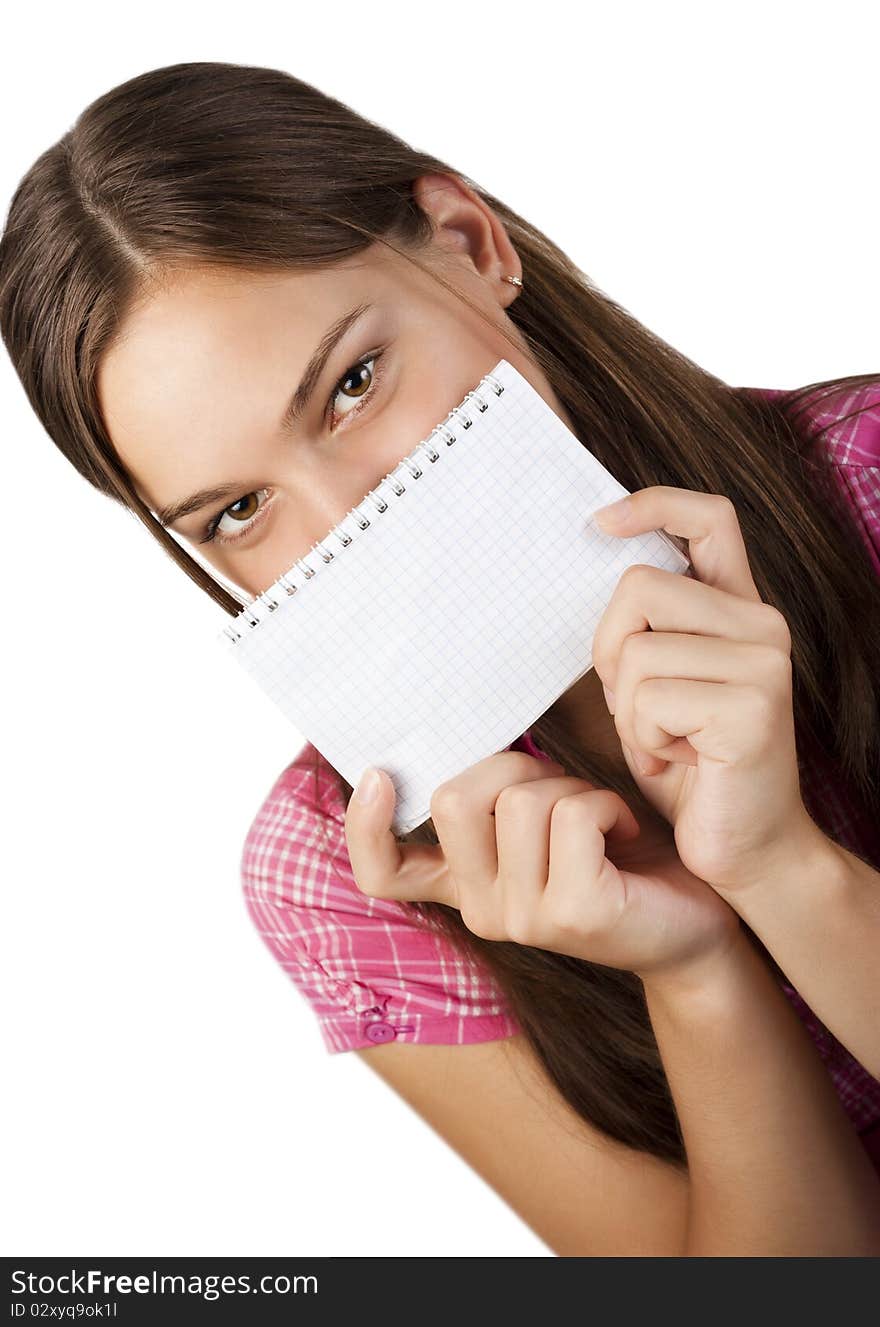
[94,256,413,512]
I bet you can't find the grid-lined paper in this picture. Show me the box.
[218,358,691,833]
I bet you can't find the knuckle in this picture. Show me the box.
[460,905,503,943]
[507,748,546,774]
[592,643,610,679]
[760,602,792,652]
[714,493,739,522]
[494,782,539,818]
[744,683,775,727]
[549,791,592,827]
[352,874,385,900]
[502,902,537,947]
[758,641,792,685]
[545,896,591,942]
[619,561,651,590]
[430,780,467,820]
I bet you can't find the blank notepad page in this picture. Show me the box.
[219,357,691,833]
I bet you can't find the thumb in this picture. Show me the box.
[344,766,450,904]
[344,767,405,896]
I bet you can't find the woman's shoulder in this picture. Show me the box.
[747,379,880,573]
[748,378,880,467]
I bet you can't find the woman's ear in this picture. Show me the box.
[412,172,521,301]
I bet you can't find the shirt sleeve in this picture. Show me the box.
[239,748,521,1054]
[758,380,880,574]
[819,388,880,576]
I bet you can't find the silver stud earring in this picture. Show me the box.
[504,275,523,288]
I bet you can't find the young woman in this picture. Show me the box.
[2,60,879,1257]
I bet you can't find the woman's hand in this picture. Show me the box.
[345,750,742,984]
[591,485,819,892]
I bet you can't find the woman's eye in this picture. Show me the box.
[200,487,273,546]
[198,350,386,548]
[326,352,383,429]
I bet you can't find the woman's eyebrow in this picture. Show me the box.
[155,301,372,529]
[156,481,245,529]
[279,300,372,433]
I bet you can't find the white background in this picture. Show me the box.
[2,0,877,1257]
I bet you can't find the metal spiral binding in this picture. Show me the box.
[221,367,506,643]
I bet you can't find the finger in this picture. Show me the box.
[545,789,642,925]
[345,767,450,904]
[592,565,790,695]
[493,776,588,926]
[594,486,761,601]
[621,737,695,777]
[630,678,784,766]
[494,777,640,928]
[430,749,565,893]
[494,776,641,881]
[613,634,788,766]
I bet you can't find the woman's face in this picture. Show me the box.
[97,191,577,601]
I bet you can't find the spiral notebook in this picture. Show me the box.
[217,358,691,834]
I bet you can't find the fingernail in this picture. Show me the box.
[355,767,381,804]
[594,496,632,526]
[602,684,616,714]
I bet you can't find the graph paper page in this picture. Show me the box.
[220,358,690,833]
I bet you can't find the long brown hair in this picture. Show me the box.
[3,61,879,1169]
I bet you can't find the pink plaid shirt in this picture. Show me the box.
[240,380,880,1169]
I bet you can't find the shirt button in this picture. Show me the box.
[364,1021,397,1043]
